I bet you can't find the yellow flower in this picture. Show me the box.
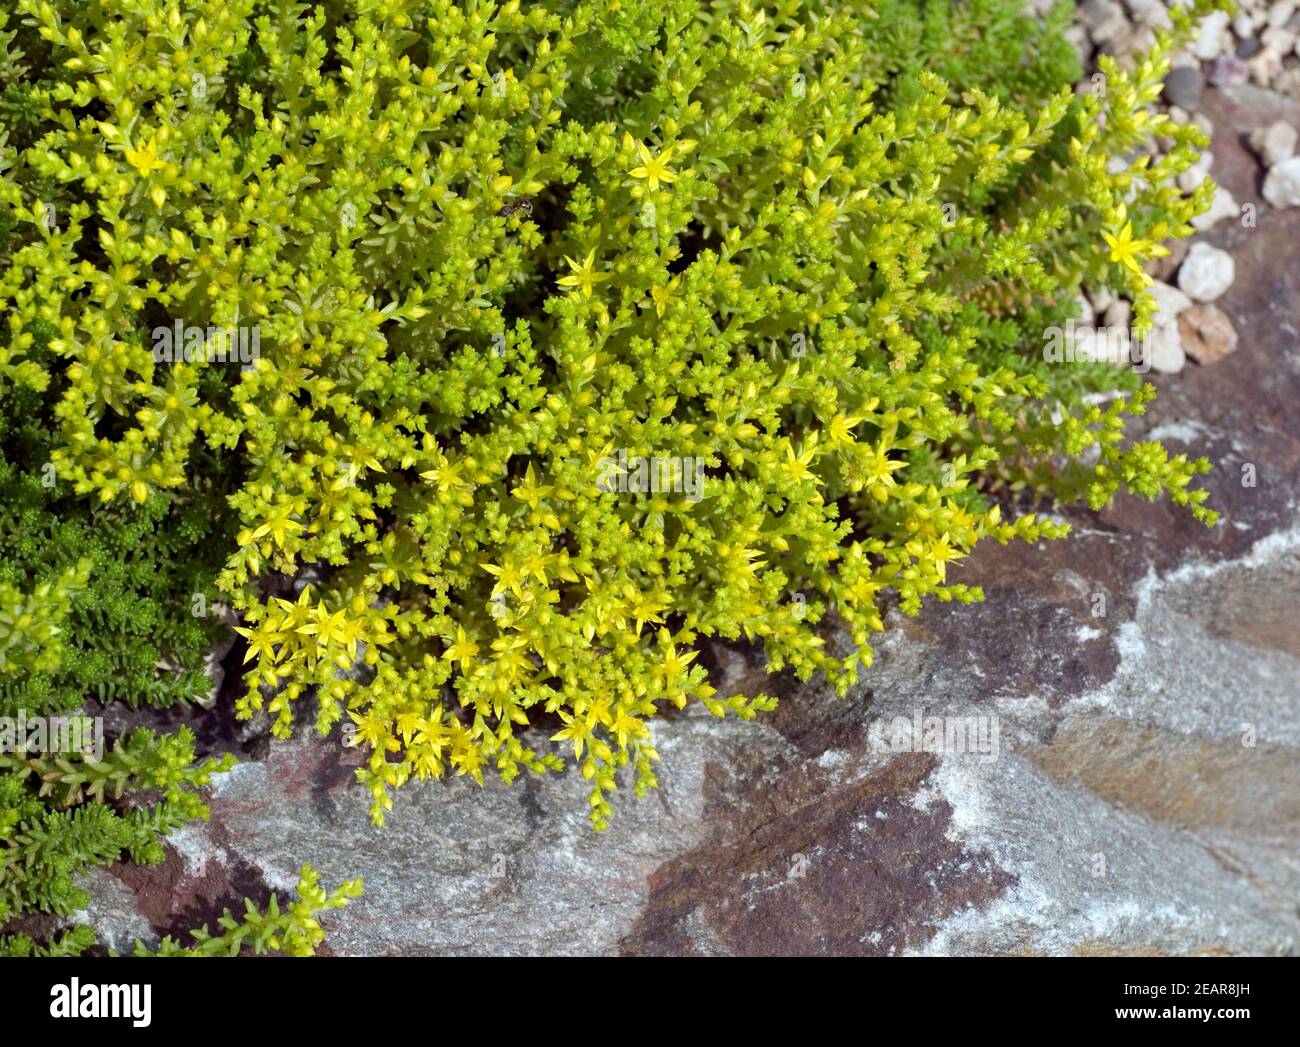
[419,452,468,491]
[649,276,680,317]
[1102,218,1167,277]
[510,463,553,511]
[299,604,348,647]
[482,558,526,597]
[551,710,592,758]
[442,625,480,673]
[235,623,282,665]
[826,412,865,447]
[629,140,680,192]
[125,137,162,177]
[557,249,612,298]
[784,438,821,486]
[865,441,906,501]
[251,510,304,547]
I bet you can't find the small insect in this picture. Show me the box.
[496,197,533,218]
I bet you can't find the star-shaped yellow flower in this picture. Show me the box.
[629,140,680,192]
[125,137,162,177]
[511,463,553,511]
[649,276,680,317]
[557,249,612,298]
[1102,216,1168,277]
[442,625,480,674]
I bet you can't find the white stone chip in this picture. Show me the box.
[1263,155,1300,208]
[1177,242,1236,303]
[1249,120,1298,168]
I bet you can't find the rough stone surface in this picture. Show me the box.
[52,56,1300,962]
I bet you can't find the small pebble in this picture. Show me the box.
[1248,119,1298,167]
[1079,0,1127,45]
[1065,24,1094,65]
[1237,37,1263,59]
[1088,285,1115,314]
[1208,54,1250,85]
[1262,154,1300,207]
[1177,152,1213,193]
[1104,298,1132,331]
[1163,65,1205,109]
[1262,26,1298,52]
[1192,185,1240,232]
[1146,323,1186,374]
[1148,279,1193,322]
[1129,0,1171,30]
[1275,66,1300,99]
[1178,303,1240,364]
[1191,10,1232,60]
[1178,242,1236,302]
[1248,46,1284,85]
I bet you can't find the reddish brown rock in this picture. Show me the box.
[622,754,1015,957]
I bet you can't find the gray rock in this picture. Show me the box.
[1163,65,1205,109]
[1127,0,1171,30]
[93,511,1299,956]
[1236,37,1263,60]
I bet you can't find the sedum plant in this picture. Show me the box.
[0,327,237,716]
[0,726,236,939]
[0,313,358,956]
[0,0,1223,833]
[127,865,364,957]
